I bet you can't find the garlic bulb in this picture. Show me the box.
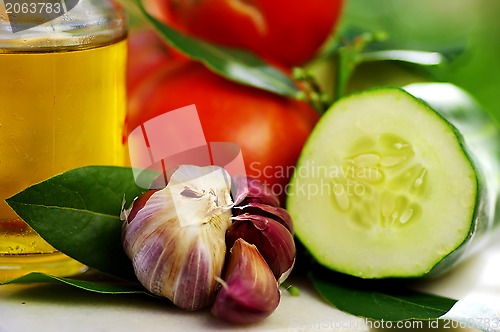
[121,165,296,323]
[121,165,233,310]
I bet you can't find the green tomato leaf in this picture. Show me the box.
[310,270,500,332]
[5,166,155,280]
[133,0,300,99]
[0,271,151,296]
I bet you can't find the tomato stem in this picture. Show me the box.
[292,68,331,115]
[333,31,388,102]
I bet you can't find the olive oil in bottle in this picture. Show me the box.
[0,0,127,281]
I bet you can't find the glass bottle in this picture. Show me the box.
[0,0,127,281]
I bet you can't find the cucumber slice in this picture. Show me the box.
[288,85,499,278]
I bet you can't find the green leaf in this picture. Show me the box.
[0,271,151,296]
[5,166,156,280]
[133,0,300,99]
[310,270,457,321]
[310,270,500,332]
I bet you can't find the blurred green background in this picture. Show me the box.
[339,0,500,123]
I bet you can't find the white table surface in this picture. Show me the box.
[0,240,499,332]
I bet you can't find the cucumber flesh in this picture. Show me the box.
[405,83,500,237]
[288,87,482,278]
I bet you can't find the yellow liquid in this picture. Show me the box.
[0,40,127,281]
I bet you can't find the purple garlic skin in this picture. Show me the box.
[226,214,296,283]
[211,239,280,324]
[233,202,293,232]
[232,176,280,207]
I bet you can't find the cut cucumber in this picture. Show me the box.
[287,84,500,278]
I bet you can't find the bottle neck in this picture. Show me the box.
[0,0,127,52]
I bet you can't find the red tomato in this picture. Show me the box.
[127,60,319,202]
[152,0,344,67]
[127,28,185,93]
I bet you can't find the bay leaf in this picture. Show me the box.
[310,270,500,332]
[6,166,156,280]
[310,270,456,321]
[0,271,150,296]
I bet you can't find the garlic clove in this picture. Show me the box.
[211,239,280,324]
[120,189,159,226]
[226,214,296,283]
[233,202,293,233]
[232,176,280,207]
[122,165,233,310]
